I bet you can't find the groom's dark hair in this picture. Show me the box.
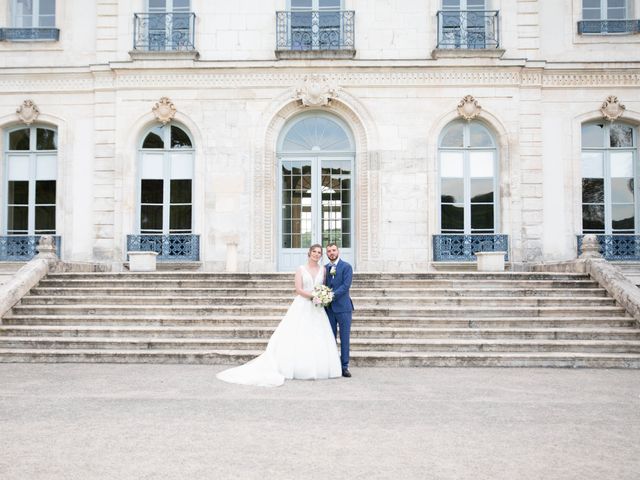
[326,242,339,249]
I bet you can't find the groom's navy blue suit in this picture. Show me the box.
[325,259,354,370]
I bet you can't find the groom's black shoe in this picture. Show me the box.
[342,369,352,378]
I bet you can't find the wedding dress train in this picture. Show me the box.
[216,266,342,387]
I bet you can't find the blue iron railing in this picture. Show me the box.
[133,12,196,51]
[577,235,640,260]
[127,234,200,261]
[578,20,640,34]
[436,10,499,49]
[276,10,355,51]
[0,28,60,41]
[433,234,508,261]
[0,235,61,261]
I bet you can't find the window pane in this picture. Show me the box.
[582,178,605,203]
[582,204,605,231]
[581,152,604,177]
[170,179,192,203]
[611,178,634,203]
[149,0,167,11]
[282,117,351,152]
[471,204,494,230]
[170,205,192,231]
[40,0,56,15]
[7,206,28,232]
[170,153,193,179]
[583,8,601,20]
[469,151,494,177]
[141,179,164,203]
[142,127,165,148]
[171,126,192,148]
[36,128,57,150]
[35,206,56,232]
[173,0,190,11]
[441,178,464,203]
[469,123,493,148]
[141,153,164,179]
[610,151,633,177]
[470,178,493,202]
[8,181,29,205]
[141,205,163,231]
[612,204,634,230]
[9,129,30,150]
[583,0,601,8]
[441,204,464,230]
[582,123,605,148]
[440,123,464,148]
[36,180,56,204]
[36,155,57,180]
[607,7,626,20]
[440,152,464,177]
[610,124,634,148]
[292,0,313,9]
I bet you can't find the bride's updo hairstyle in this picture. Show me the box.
[308,244,322,257]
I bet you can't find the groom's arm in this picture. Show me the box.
[331,264,353,298]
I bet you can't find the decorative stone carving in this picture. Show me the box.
[295,75,338,107]
[16,100,40,125]
[35,235,58,260]
[152,97,177,125]
[457,95,481,121]
[600,95,625,122]
[579,234,602,259]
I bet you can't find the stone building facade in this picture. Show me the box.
[0,0,639,271]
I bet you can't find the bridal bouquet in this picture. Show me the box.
[311,285,334,307]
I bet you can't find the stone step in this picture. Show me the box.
[3,314,636,329]
[36,279,600,289]
[44,272,591,280]
[18,295,618,307]
[0,348,638,368]
[28,287,610,298]
[2,325,639,341]
[8,304,629,318]
[3,336,640,353]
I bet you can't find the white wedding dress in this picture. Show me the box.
[216,265,342,387]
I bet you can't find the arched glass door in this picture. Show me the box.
[277,113,355,271]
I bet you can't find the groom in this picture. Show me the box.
[325,243,354,378]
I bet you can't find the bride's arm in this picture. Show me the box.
[294,267,313,299]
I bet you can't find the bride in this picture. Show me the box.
[216,244,342,387]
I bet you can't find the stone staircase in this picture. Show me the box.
[0,262,24,285]
[612,262,640,286]
[1,271,639,367]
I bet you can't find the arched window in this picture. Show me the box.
[4,125,57,235]
[139,124,193,235]
[438,120,498,234]
[581,121,637,234]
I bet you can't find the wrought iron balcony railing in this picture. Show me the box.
[127,234,200,261]
[577,235,640,260]
[276,10,355,51]
[577,19,640,34]
[133,12,196,51]
[436,10,499,49]
[0,235,61,261]
[433,234,508,262]
[0,28,60,41]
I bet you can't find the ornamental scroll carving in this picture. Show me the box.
[600,95,625,122]
[457,95,482,121]
[152,97,177,125]
[295,75,338,107]
[16,100,40,125]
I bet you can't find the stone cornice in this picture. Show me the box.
[0,68,639,93]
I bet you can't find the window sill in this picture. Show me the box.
[128,49,200,61]
[275,49,356,60]
[431,48,505,59]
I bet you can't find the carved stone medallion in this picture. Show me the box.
[152,97,177,125]
[457,95,481,121]
[295,75,338,107]
[16,100,40,125]
[600,95,625,122]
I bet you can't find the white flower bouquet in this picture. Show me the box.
[311,285,334,307]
